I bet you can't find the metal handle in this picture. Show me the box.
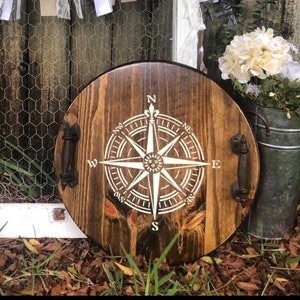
[244,110,271,136]
[231,134,249,207]
[60,123,80,190]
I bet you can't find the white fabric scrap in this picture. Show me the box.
[14,0,21,19]
[0,0,13,20]
[177,0,206,68]
[4,0,21,20]
[73,0,83,19]
[94,0,113,17]
[56,0,70,19]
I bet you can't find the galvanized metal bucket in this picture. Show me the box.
[242,103,300,239]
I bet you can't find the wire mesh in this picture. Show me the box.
[0,0,173,203]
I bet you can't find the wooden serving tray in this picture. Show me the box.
[54,61,259,265]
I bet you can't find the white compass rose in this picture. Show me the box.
[98,95,211,230]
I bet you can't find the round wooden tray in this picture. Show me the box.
[54,61,259,265]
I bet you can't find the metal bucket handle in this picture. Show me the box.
[244,110,271,136]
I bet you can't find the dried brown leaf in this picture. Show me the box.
[114,261,135,276]
[50,284,62,296]
[289,261,299,269]
[236,281,261,292]
[4,249,16,260]
[22,238,39,254]
[41,241,64,252]
[246,247,259,255]
[288,241,299,256]
[6,262,18,272]
[224,255,245,269]
[273,277,288,293]
[0,255,7,268]
[28,238,41,246]
[0,272,6,284]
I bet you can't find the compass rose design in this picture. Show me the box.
[98,95,211,231]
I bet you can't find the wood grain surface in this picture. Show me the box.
[54,61,260,265]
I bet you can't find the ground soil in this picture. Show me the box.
[0,208,299,296]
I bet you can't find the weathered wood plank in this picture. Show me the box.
[0,4,27,148]
[26,1,70,174]
[69,1,113,99]
[149,0,173,60]
[111,0,172,64]
[282,0,300,49]
[112,0,153,64]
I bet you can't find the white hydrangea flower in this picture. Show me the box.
[218,26,293,84]
[218,27,300,116]
[279,61,300,82]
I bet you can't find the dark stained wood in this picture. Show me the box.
[69,1,113,99]
[112,0,173,63]
[54,61,260,265]
[0,7,27,147]
[112,0,150,64]
[148,0,173,60]
[70,0,173,99]
[25,1,71,173]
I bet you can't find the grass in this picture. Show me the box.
[100,233,221,296]
[0,228,299,296]
[0,140,55,200]
[0,221,8,232]
[92,227,300,296]
[101,233,185,296]
[0,190,299,296]
[1,239,68,296]
[0,182,297,292]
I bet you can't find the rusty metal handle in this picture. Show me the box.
[244,110,271,136]
[60,123,80,190]
[231,134,249,207]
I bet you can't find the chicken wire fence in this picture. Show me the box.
[0,0,173,203]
